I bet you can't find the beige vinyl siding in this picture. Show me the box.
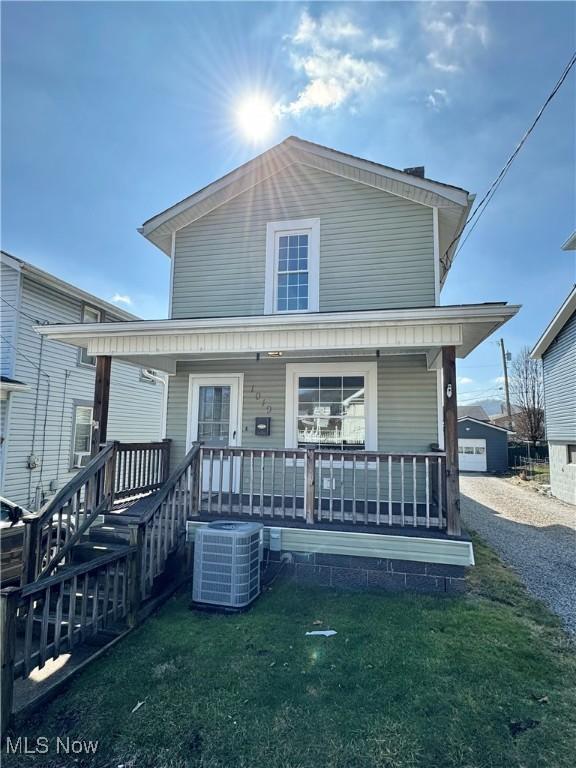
[172,163,435,319]
[0,260,21,377]
[166,354,439,466]
[2,275,164,509]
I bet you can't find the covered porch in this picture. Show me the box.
[36,303,519,544]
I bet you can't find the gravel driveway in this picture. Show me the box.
[460,474,576,635]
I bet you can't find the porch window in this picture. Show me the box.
[285,362,377,450]
[78,305,102,366]
[297,376,365,450]
[265,219,320,314]
[71,404,93,468]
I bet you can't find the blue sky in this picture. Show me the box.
[2,1,575,404]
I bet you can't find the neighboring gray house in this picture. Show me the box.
[458,417,509,473]
[0,251,165,510]
[531,282,576,505]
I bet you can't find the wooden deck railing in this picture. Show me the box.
[132,443,201,602]
[22,440,171,584]
[114,440,171,500]
[198,446,447,529]
[1,547,134,735]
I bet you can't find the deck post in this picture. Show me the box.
[21,515,41,585]
[305,449,316,524]
[127,524,144,627]
[0,587,20,737]
[190,442,200,516]
[91,355,112,457]
[103,441,119,507]
[442,345,461,536]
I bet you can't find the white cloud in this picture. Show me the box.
[111,293,132,306]
[370,35,398,52]
[426,88,450,110]
[426,52,460,73]
[457,376,474,386]
[422,2,489,74]
[279,10,387,116]
[492,376,506,384]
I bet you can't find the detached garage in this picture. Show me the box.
[458,417,510,474]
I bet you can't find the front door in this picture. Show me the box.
[188,375,242,492]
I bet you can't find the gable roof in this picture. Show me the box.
[0,251,140,322]
[531,285,576,359]
[139,136,474,286]
[457,405,489,421]
[458,417,512,433]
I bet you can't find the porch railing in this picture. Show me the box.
[198,447,447,529]
[0,547,134,735]
[22,440,171,584]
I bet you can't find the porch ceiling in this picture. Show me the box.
[35,304,519,374]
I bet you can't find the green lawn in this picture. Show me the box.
[7,535,576,768]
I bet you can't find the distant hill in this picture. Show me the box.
[465,399,507,417]
[462,399,521,417]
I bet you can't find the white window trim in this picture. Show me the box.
[78,304,102,367]
[71,402,94,469]
[265,218,320,315]
[186,373,244,451]
[284,362,377,450]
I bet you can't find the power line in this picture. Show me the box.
[443,50,576,266]
[0,295,45,325]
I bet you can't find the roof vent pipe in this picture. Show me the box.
[403,166,425,178]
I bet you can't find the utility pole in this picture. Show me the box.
[499,338,513,431]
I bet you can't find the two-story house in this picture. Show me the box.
[531,244,576,505]
[36,137,519,592]
[0,251,165,510]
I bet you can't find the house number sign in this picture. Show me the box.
[250,384,272,414]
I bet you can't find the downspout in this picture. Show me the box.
[141,369,168,438]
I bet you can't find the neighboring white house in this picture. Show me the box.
[0,251,165,510]
[531,276,576,505]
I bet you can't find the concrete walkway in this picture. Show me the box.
[460,474,576,635]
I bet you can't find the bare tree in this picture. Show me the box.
[510,346,545,446]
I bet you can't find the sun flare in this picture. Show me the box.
[236,95,276,142]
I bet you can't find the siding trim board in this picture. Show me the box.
[186,521,475,567]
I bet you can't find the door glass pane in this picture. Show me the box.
[197,386,231,446]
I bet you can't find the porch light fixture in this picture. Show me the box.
[267,351,283,357]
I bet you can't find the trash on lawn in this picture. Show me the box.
[305,630,337,637]
[312,620,323,625]
[131,698,147,714]
[530,693,549,704]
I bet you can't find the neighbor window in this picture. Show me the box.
[71,405,93,468]
[568,445,576,464]
[78,305,102,366]
[265,219,320,314]
[285,363,377,450]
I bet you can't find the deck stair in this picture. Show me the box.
[1,440,202,736]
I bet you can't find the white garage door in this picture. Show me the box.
[458,438,487,472]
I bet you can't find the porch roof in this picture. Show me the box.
[35,303,519,374]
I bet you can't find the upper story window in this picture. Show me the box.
[265,218,320,314]
[78,305,101,366]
